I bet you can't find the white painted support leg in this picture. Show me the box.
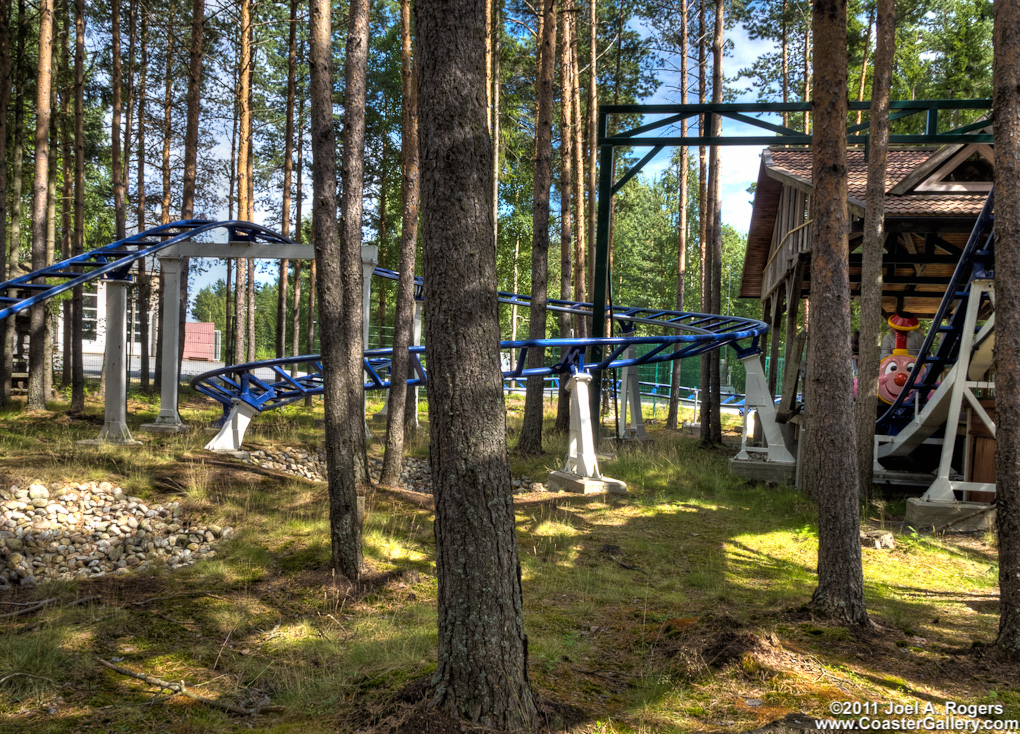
[143,257,187,432]
[735,354,795,464]
[546,373,627,494]
[90,281,139,445]
[617,344,648,440]
[204,401,259,452]
[565,373,601,478]
[362,245,378,438]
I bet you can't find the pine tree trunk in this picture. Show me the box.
[112,0,125,241]
[417,0,538,720]
[586,0,597,308]
[666,0,688,431]
[277,0,297,359]
[993,0,1020,655]
[570,19,585,339]
[380,0,420,487]
[246,256,255,361]
[516,0,556,455]
[137,6,149,389]
[555,0,573,435]
[311,0,365,581]
[154,19,176,391]
[0,0,12,406]
[491,0,501,254]
[697,0,709,440]
[70,0,84,413]
[855,0,893,504]
[27,0,54,411]
[60,6,72,389]
[234,258,246,361]
[237,0,252,362]
[708,0,724,444]
[805,0,869,627]
[43,16,59,403]
[178,0,203,385]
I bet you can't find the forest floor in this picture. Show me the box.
[0,390,1015,733]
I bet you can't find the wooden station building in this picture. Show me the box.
[739,139,993,401]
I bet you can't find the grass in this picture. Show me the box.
[0,390,1014,733]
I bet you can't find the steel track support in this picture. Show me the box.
[732,353,795,464]
[80,280,141,445]
[204,400,259,453]
[547,372,627,494]
[142,257,187,433]
[617,337,649,441]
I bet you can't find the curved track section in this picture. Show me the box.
[0,220,297,322]
[191,302,768,414]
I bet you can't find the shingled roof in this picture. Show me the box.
[740,146,989,302]
[764,148,988,216]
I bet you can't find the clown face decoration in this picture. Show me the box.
[877,354,917,405]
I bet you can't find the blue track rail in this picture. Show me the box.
[0,220,297,322]
[190,308,769,414]
[875,190,995,435]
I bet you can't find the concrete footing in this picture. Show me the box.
[547,470,627,495]
[905,497,996,532]
[728,457,796,485]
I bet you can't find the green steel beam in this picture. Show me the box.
[585,98,993,437]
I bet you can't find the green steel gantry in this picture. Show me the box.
[589,98,994,427]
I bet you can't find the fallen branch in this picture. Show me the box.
[96,658,281,716]
[0,595,99,619]
[0,671,57,686]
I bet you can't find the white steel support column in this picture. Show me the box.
[143,257,187,432]
[90,280,139,444]
[204,400,259,452]
[362,245,378,436]
[734,353,795,464]
[564,373,601,478]
[617,342,648,440]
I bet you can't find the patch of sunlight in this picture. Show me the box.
[344,604,437,676]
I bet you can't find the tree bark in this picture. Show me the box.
[805,0,870,627]
[59,2,72,389]
[516,0,556,455]
[112,0,125,241]
[380,0,420,487]
[491,0,501,254]
[0,0,12,406]
[555,0,574,434]
[708,0,724,444]
[277,0,298,359]
[697,0,710,441]
[417,0,538,721]
[666,0,688,431]
[6,0,27,406]
[311,0,365,581]
[237,0,252,362]
[570,13,585,339]
[137,5,149,389]
[855,0,893,504]
[993,0,1020,655]
[27,0,54,411]
[70,0,84,413]
[585,0,597,310]
[178,0,204,387]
